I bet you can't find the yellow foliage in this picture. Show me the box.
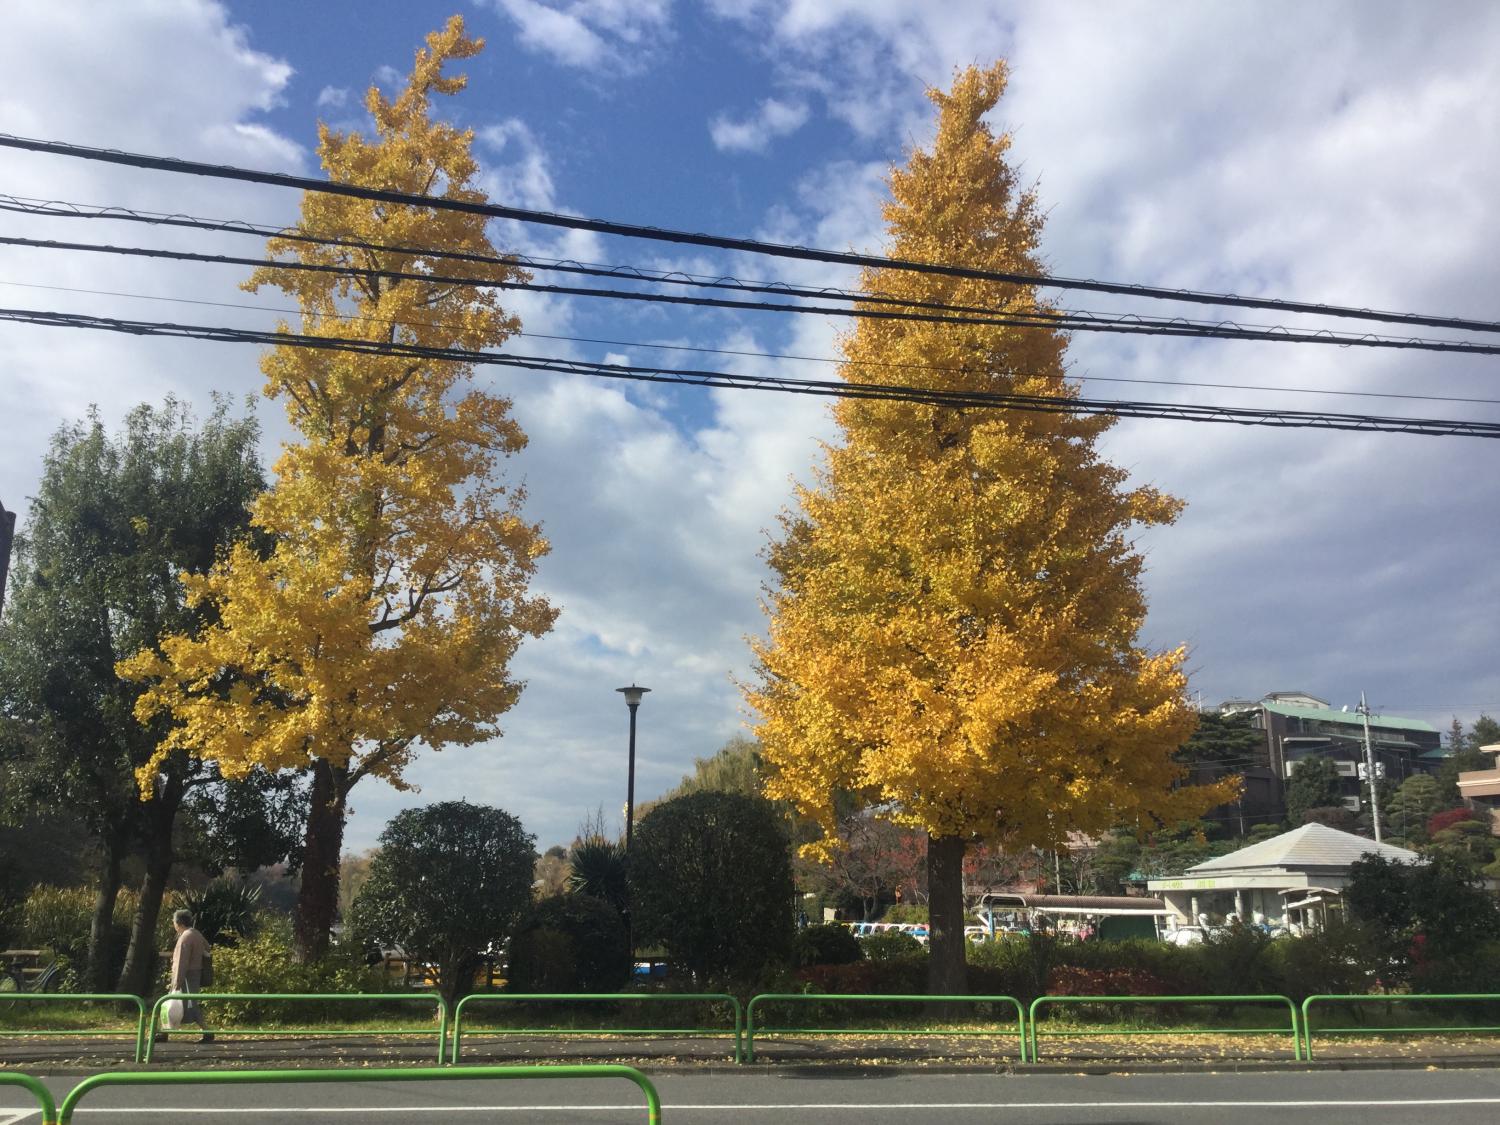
[121,16,556,791]
[746,63,1236,858]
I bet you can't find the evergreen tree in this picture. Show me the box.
[1284,757,1344,827]
[0,399,264,991]
[1382,774,1443,845]
[1473,714,1500,748]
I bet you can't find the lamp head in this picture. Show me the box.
[616,684,650,707]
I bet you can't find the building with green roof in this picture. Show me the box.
[1210,691,1445,830]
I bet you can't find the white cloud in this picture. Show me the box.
[486,0,674,74]
[0,0,306,524]
[691,0,1500,740]
[477,119,558,211]
[6,0,1499,856]
[709,97,809,153]
[315,84,348,108]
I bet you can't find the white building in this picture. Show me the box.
[1146,823,1419,932]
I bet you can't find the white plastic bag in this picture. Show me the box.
[163,998,185,1029]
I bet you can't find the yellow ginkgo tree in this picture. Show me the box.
[122,17,556,960]
[747,62,1236,992]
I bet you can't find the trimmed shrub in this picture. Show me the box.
[794,923,862,968]
[860,930,924,962]
[1269,919,1381,1001]
[508,893,631,993]
[629,791,795,987]
[349,802,536,1007]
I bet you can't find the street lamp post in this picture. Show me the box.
[0,499,15,620]
[616,684,650,857]
[616,683,649,960]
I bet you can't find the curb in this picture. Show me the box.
[9,1055,1500,1078]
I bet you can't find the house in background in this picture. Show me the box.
[1146,822,1419,932]
[1458,743,1500,835]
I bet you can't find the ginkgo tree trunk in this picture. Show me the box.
[747,63,1236,994]
[122,17,556,961]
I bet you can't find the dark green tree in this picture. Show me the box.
[1425,812,1498,873]
[1177,710,1264,766]
[0,399,263,991]
[1345,852,1500,987]
[629,791,794,986]
[1436,744,1491,803]
[1446,716,1468,754]
[1382,774,1444,845]
[1284,757,1344,827]
[180,768,309,877]
[1472,714,1500,748]
[1087,831,1142,894]
[349,801,535,1006]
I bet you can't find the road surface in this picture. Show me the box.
[6,1067,1500,1123]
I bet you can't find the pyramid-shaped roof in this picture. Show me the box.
[1188,823,1418,874]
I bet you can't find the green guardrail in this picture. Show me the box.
[451,992,743,1064]
[143,992,447,1064]
[1,1072,57,1125]
[1029,994,1302,1063]
[744,993,1026,1064]
[0,992,148,1062]
[56,1064,662,1125]
[1302,993,1500,1059]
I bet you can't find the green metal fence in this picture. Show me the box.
[0,1071,56,1125]
[1028,994,1302,1062]
[1302,993,1500,1059]
[143,991,447,1064]
[451,992,743,1064]
[0,992,147,1062]
[56,1064,662,1125]
[744,993,1026,1064]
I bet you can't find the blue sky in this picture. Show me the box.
[2,1,1498,853]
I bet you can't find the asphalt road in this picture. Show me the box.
[7,1068,1500,1124]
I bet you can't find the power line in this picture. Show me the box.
[4,304,1498,438]
[0,192,1123,326]
[6,277,1498,409]
[3,131,1499,337]
[10,232,1500,359]
[3,193,1490,359]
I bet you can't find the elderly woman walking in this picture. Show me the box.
[157,909,214,1044]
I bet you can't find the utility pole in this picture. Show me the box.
[1358,691,1383,842]
[0,498,15,620]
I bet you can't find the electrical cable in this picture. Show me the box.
[8,233,1500,358]
[3,304,1497,438]
[4,131,1499,336]
[6,276,1498,408]
[0,192,1114,324]
[3,193,1488,358]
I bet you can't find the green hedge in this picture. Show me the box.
[790,922,1443,1005]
